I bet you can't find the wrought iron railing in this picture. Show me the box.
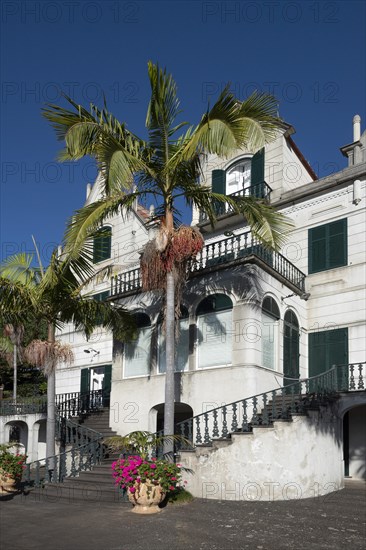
[111,228,306,296]
[175,362,365,448]
[23,434,104,488]
[23,391,107,488]
[55,389,107,419]
[0,397,47,416]
[199,181,272,223]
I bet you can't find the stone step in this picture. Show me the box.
[26,481,128,504]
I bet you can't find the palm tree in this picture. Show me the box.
[43,62,293,451]
[2,324,24,402]
[0,248,134,463]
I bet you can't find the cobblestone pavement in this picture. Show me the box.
[0,480,365,550]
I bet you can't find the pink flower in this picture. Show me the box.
[150,464,157,469]
[129,486,136,493]
[169,486,175,491]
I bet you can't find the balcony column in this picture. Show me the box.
[231,300,261,368]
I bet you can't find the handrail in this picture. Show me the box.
[175,362,365,448]
[55,389,107,419]
[23,436,104,487]
[111,227,306,296]
[23,392,106,487]
[0,397,47,416]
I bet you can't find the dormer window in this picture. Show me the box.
[226,159,252,195]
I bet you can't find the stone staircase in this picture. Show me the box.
[25,408,129,504]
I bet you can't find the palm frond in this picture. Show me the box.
[63,192,141,258]
[212,193,294,249]
[62,295,135,341]
[0,253,38,286]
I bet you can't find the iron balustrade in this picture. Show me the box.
[22,390,107,488]
[55,389,107,419]
[175,362,366,449]
[23,436,104,487]
[199,180,272,223]
[0,397,47,416]
[111,228,306,296]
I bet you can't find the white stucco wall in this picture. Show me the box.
[179,409,344,501]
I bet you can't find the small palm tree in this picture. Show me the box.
[43,62,293,451]
[0,248,134,462]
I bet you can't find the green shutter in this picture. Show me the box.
[212,169,226,194]
[329,219,347,269]
[309,328,348,377]
[102,364,112,406]
[93,291,110,325]
[251,148,265,197]
[283,316,300,387]
[93,227,112,263]
[211,169,226,216]
[80,368,90,395]
[309,225,327,273]
[309,219,347,274]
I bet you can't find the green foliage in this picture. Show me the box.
[0,444,27,481]
[105,430,192,460]
[112,455,183,493]
[166,487,194,504]
[43,62,293,258]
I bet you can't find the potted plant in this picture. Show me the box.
[106,431,191,514]
[0,443,27,493]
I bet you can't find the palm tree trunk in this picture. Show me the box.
[163,208,175,458]
[163,270,175,456]
[46,324,56,470]
[13,344,17,403]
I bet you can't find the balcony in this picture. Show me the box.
[111,228,306,298]
[199,181,272,223]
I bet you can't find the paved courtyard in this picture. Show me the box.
[0,480,365,550]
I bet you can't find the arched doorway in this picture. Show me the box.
[343,405,366,479]
[5,420,28,454]
[283,310,300,387]
[152,402,193,435]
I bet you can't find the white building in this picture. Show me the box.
[3,115,364,498]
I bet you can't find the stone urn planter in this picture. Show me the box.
[0,470,17,494]
[128,481,166,514]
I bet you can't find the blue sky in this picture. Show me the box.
[1,0,365,264]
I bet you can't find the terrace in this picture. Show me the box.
[110,227,306,298]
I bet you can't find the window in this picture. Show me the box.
[226,159,252,195]
[93,226,112,263]
[124,313,151,378]
[308,219,347,274]
[261,297,280,370]
[197,294,233,369]
[158,307,189,373]
[309,328,348,377]
[211,149,265,198]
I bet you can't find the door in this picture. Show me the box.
[283,311,300,388]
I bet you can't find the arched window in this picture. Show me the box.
[158,307,189,373]
[261,297,280,370]
[197,294,233,369]
[226,159,252,195]
[124,313,151,378]
[93,226,112,263]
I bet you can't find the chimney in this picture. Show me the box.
[86,183,92,199]
[353,115,361,142]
